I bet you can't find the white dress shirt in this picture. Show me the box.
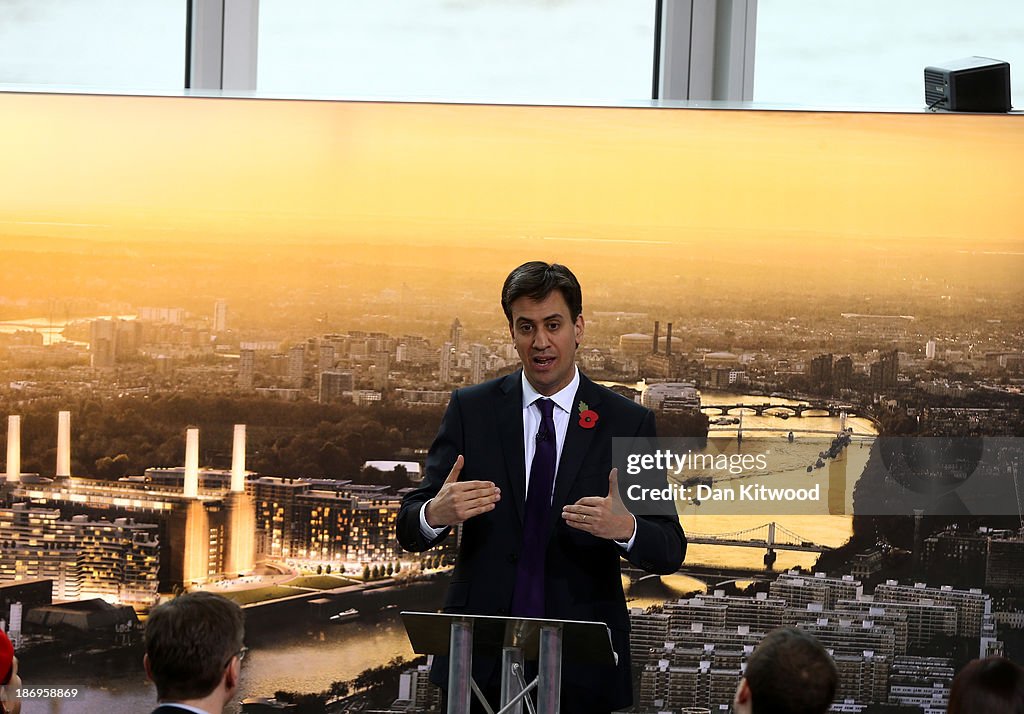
[419,366,635,548]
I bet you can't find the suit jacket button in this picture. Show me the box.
[497,607,508,615]
[508,553,518,563]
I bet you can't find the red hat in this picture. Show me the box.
[0,629,13,685]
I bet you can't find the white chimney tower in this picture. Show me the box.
[184,427,200,499]
[231,424,246,493]
[57,411,72,478]
[5,415,20,482]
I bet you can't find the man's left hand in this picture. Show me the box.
[562,468,635,541]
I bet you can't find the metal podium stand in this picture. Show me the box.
[401,611,617,714]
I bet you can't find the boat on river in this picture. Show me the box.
[329,608,359,624]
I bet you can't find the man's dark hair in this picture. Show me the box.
[948,656,1024,714]
[145,591,245,701]
[744,626,837,714]
[501,262,583,324]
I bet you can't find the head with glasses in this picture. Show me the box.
[144,591,246,712]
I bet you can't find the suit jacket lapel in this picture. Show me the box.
[498,372,527,524]
[546,374,603,540]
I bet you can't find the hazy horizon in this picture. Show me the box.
[0,92,1021,335]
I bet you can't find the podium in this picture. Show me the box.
[401,611,617,714]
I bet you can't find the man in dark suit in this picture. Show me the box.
[144,591,246,714]
[397,261,686,712]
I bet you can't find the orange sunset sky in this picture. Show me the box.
[0,91,1021,251]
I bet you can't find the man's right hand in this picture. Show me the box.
[424,455,501,528]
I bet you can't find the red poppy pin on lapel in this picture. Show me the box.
[578,401,599,429]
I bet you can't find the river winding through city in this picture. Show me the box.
[30,389,876,713]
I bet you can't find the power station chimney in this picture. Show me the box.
[653,321,660,354]
[5,415,20,482]
[231,424,246,493]
[184,427,200,499]
[666,323,673,357]
[57,411,71,478]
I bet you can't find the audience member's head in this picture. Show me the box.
[0,630,21,714]
[144,591,245,713]
[948,656,1024,714]
[733,626,837,714]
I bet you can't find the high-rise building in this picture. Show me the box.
[926,339,937,360]
[922,528,989,586]
[888,656,954,714]
[397,662,443,712]
[769,571,863,610]
[663,596,728,627]
[646,641,748,673]
[706,590,786,633]
[449,318,463,353]
[874,580,991,638]
[785,602,906,656]
[439,341,453,385]
[5,415,20,483]
[986,534,1024,589]
[831,651,890,706]
[89,319,117,368]
[833,355,854,391]
[919,526,1024,591]
[374,350,390,391]
[238,349,255,389]
[395,335,433,365]
[213,299,228,333]
[319,370,354,403]
[0,503,159,609]
[870,350,900,391]
[318,342,336,373]
[629,607,672,661]
[809,353,834,394]
[56,411,72,478]
[6,476,235,593]
[5,421,256,594]
[89,318,142,367]
[795,617,898,661]
[837,597,955,649]
[288,345,305,389]
[250,477,403,564]
[470,344,486,384]
[640,661,740,713]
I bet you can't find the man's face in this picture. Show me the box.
[509,290,583,396]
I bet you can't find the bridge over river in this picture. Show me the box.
[701,402,859,417]
[624,522,831,580]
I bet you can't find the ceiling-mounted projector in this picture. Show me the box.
[924,57,1011,112]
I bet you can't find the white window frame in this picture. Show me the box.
[654,0,757,101]
[186,0,260,91]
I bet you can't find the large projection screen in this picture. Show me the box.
[0,90,1021,712]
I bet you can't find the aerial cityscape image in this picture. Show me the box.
[0,89,1022,713]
